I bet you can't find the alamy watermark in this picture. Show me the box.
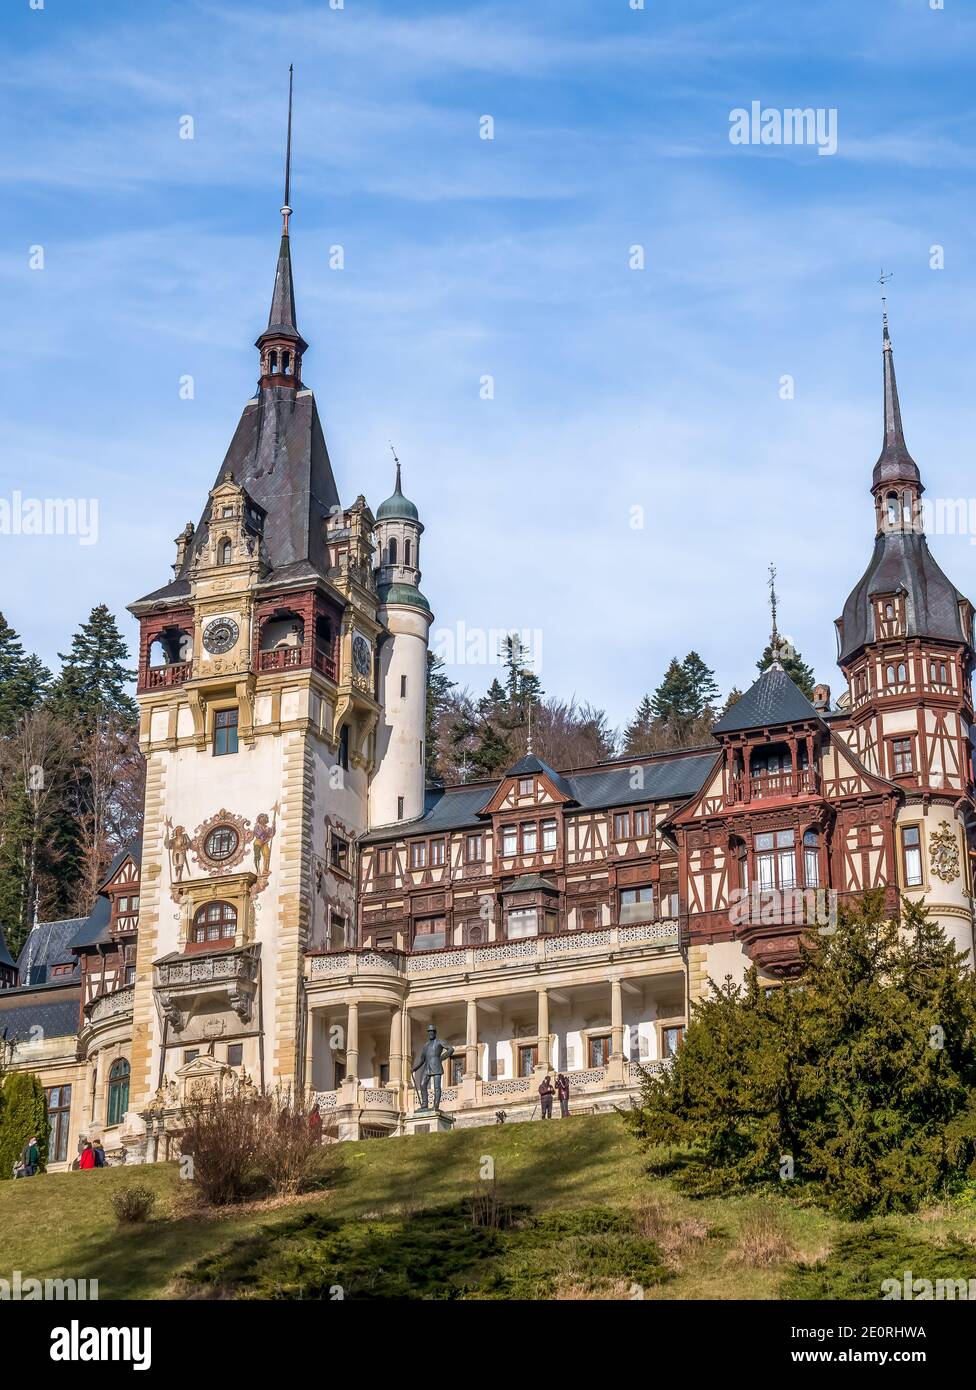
[1,1269,98,1300]
[729,102,838,156]
[0,492,98,545]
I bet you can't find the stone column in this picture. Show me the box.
[537,988,550,1071]
[345,1000,359,1093]
[465,998,479,1079]
[389,1006,404,1089]
[304,1006,317,1095]
[610,978,624,1059]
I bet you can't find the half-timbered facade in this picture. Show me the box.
[4,162,974,1156]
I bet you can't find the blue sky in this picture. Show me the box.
[2,0,976,730]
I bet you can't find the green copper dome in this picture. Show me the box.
[377,582,431,613]
[376,462,419,522]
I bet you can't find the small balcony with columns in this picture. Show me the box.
[303,923,685,1137]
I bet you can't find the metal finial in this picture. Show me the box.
[527,699,533,755]
[281,65,294,234]
[389,442,401,492]
[768,562,780,655]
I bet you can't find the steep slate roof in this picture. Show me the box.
[873,312,921,490]
[69,839,142,951]
[837,531,968,663]
[0,985,81,1044]
[16,919,85,986]
[361,749,719,843]
[506,753,576,801]
[712,665,821,734]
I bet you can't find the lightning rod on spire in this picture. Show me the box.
[281,64,294,235]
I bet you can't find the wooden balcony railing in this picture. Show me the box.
[259,646,303,671]
[143,661,192,690]
[727,768,819,803]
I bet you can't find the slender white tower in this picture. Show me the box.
[369,459,433,827]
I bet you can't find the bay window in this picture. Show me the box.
[755,829,796,890]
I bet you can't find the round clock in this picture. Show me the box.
[352,634,371,676]
[203,617,240,655]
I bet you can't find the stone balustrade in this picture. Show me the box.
[85,985,135,1024]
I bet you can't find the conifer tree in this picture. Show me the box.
[0,1072,50,1179]
[424,652,456,786]
[0,614,50,734]
[681,651,719,719]
[49,605,137,730]
[651,658,694,724]
[756,639,816,699]
[623,694,655,755]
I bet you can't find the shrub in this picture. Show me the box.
[0,1072,50,1180]
[111,1185,156,1224]
[627,894,976,1217]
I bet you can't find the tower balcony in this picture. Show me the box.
[726,768,820,805]
[143,661,193,691]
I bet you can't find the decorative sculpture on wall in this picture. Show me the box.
[930,820,961,884]
[251,802,280,891]
[164,821,191,884]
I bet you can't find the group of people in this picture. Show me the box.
[537,1073,571,1118]
[76,1139,107,1170]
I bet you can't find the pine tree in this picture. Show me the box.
[682,651,719,719]
[756,639,816,699]
[651,658,694,724]
[721,687,743,714]
[425,652,456,787]
[0,614,50,734]
[0,1071,50,1179]
[49,605,137,731]
[500,634,543,723]
[623,694,655,755]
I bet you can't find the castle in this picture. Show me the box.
[2,147,974,1163]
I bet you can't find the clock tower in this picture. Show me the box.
[124,88,384,1138]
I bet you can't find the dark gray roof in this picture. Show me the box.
[16,919,85,986]
[837,531,969,664]
[502,875,559,894]
[712,665,821,734]
[874,315,921,491]
[0,925,15,971]
[258,234,306,350]
[506,754,576,801]
[361,750,719,843]
[70,839,142,951]
[0,986,81,1044]
[131,387,340,610]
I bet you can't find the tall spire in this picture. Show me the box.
[256,66,307,387]
[768,561,782,666]
[873,305,921,492]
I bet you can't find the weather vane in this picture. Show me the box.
[878,267,894,311]
[768,562,780,654]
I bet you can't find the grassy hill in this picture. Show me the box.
[3,1114,976,1299]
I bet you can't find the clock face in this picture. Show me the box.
[352,633,371,676]
[202,617,240,655]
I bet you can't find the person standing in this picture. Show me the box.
[78,1141,96,1170]
[18,1136,40,1177]
[538,1074,554,1119]
[556,1072,570,1117]
[309,1103,323,1144]
[93,1140,107,1168]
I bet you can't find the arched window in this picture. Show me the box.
[897,662,907,682]
[107,1058,130,1127]
[218,538,232,566]
[887,493,899,526]
[282,351,291,375]
[886,664,896,684]
[192,901,237,945]
[884,601,894,619]
[269,350,278,373]
[388,537,398,565]
[404,539,412,566]
[902,490,913,525]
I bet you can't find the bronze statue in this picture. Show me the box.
[411,1024,454,1111]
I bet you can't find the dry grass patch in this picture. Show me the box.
[726,1209,799,1268]
[555,1277,638,1301]
[633,1195,710,1269]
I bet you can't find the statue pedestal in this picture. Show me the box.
[405,1108,455,1136]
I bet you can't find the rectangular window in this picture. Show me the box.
[213,707,239,756]
[124,965,136,985]
[902,826,923,887]
[507,907,538,939]
[522,822,537,854]
[619,886,654,923]
[518,777,534,796]
[776,829,796,890]
[410,841,427,869]
[465,833,483,863]
[662,1026,685,1057]
[430,838,445,867]
[803,831,820,888]
[588,1034,611,1068]
[517,1044,538,1077]
[892,738,914,775]
[184,1049,200,1064]
[633,809,651,837]
[376,847,393,876]
[413,916,446,950]
[449,1056,464,1085]
[501,825,517,856]
[330,832,350,875]
[397,796,404,820]
[613,811,630,840]
[400,674,407,698]
[541,819,557,851]
[45,1085,72,1164]
[227,1043,243,1067]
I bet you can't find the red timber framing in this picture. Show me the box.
[138,607,194,693]
[251,591,343,682]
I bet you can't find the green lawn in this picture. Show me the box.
[3,1114,976,1299]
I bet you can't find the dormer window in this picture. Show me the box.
[884,601,894,619]
[218,539,232,566]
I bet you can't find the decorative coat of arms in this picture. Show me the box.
[930,820,960,884]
